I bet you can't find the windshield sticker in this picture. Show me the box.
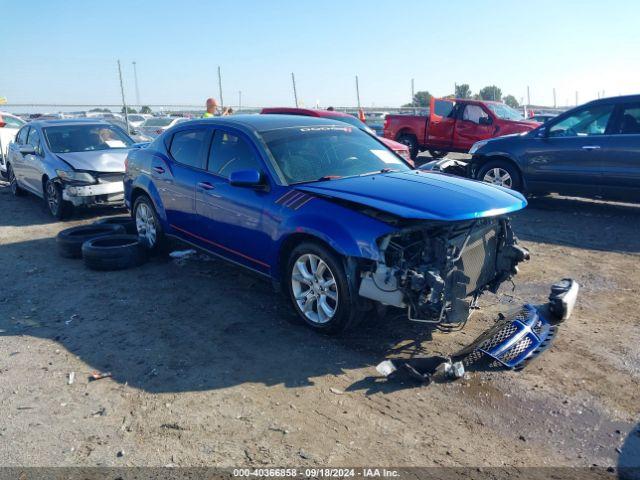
[371,149,403,164]
[105,140,127,148]
[299,126,352,133]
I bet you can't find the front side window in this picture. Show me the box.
[548,105,614,137]
[262,125,411,184]
[462,105,489,124]
[43,124,134,153]
[615,104,640,135]
[208,131,261,177]
[169,129,208,168]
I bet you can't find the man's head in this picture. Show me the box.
[206,98,218,113]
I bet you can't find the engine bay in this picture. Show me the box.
[358,216,530,330]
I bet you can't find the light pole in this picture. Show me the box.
[117,60,129,132]
[132,61,141,107]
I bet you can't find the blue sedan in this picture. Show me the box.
[124,115,529,333]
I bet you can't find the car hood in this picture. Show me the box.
[55,150,130,172]
[295,170,526,221]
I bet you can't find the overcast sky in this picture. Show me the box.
[3,0,639,109]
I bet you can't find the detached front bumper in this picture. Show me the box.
[62,181,125,207]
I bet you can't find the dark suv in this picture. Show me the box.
[469,95,640,202]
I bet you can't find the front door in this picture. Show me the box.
[600,102,640,201]
[454,104,495,151]
[194,129,271,273]
[522,103,615,196]
[427,98,456,148]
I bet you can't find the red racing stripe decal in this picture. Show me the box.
[170,224,270,268]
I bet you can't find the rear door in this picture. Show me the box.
[155,127,211,234]
[600,102,640,201]
[193,128,271,272]
[8,126,29,179]
[426,98,456,148]
[22,127,45,194]
[454,103,495,151]
[522,103,615,196]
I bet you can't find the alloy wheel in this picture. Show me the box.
[482,167,513,188]
[46,182,59,215]
[291,253,339,324]
[135,202,157,247]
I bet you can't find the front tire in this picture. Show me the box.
[286,242,361,335]
[133,195,165,253]
[477,159,522,191]
[45,179,73,219]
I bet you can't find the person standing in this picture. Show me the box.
[202,98,219,118]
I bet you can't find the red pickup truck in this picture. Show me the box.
[383,97,539,159]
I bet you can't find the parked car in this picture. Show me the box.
[527,113,556,123]
[383,97,539,159]
[468,95,640,201]
[126,114,152,128]
[6,119,138,218]
[105,118,153,143]
[124,114,529,334]
[138,116,190,138]
[0,112,27,178]
[260,108,413,165]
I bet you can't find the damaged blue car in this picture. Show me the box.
[124,115,534,334]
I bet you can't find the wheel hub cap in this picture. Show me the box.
[135,203,157,247]
[291,253,338,324]
[483,168,513,188]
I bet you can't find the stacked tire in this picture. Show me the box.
[56,216,147,271]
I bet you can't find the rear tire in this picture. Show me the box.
[477,159,522,191]
[286,242,361,335]
[133,195,166,253]
[82,234,147,271]
[56,224,126,259]
[397,134,419,160]
[8,165,25,197]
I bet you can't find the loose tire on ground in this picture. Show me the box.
[56,224,126,259]
[82,234,147,271]
[95,216,137,234]
[285,242,362,335]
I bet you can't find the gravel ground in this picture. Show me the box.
[0,176,638,471]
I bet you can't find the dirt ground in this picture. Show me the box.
[0,175,639,471]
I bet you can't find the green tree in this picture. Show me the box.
[121,106,138,114]
[402,90,433,108]
[479,85,502,102]
[89,107,111,113]
[140,105,152,114]
[455,84,472,99]
[503,95,519,108]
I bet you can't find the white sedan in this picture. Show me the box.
[138,116,190,138]
[0,112,26,178]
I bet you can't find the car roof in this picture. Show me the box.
[586,94,640,106]
[27,118,113,128]
[185,114,349,133]
[261,107,352,119]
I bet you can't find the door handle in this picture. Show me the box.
[152,166,165,174]
[197,181,215,190]
[581,145,601,151]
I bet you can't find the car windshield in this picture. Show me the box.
[262,125,411,184]
[128,115,145,122]
[142,117,175,127]
[487,103,524,121]
[43,124,134,153]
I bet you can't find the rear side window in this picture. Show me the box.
[27,128,41,150]
[16,126,30,145]
[207,131,261,177]
[615,104,640,135]
[433,99,455,117]
[169,129,208,169]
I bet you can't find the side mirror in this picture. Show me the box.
[479,116,493,126]
[19,145,37,155]
[229,169,265,188]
